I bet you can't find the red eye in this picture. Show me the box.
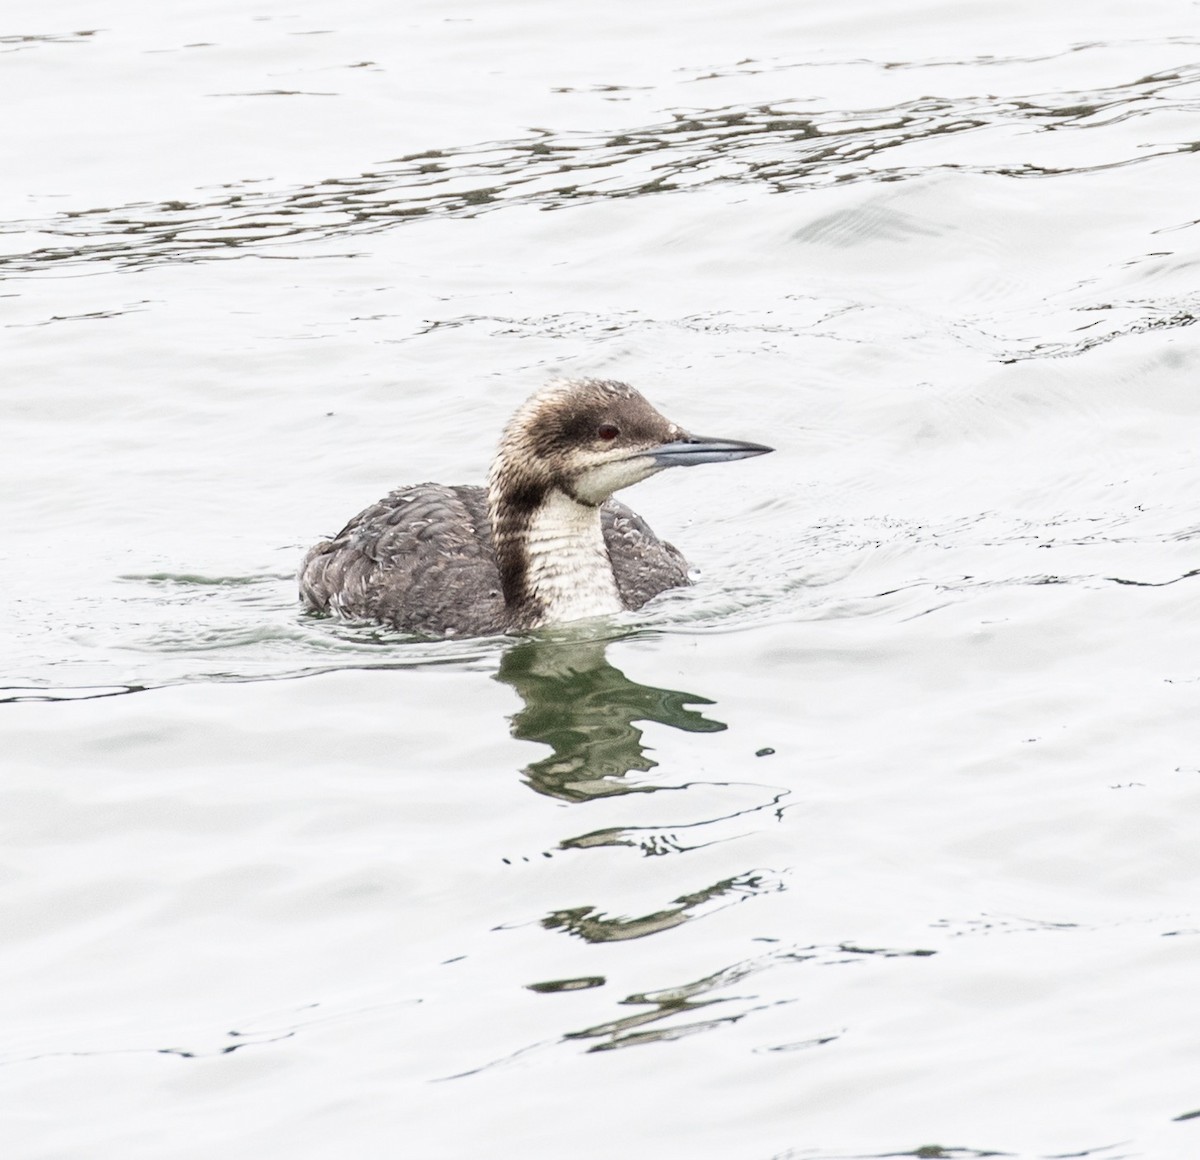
[597,423,620,441]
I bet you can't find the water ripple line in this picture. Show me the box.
[5,61,1198,276]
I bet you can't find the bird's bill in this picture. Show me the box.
[646,435,774,467]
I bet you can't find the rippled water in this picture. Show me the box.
[4,2,1200,1157]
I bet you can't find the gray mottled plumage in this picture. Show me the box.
[299,378,769,638]
[299,483,686,637]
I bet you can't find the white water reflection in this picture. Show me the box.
[4,1,1200,1158]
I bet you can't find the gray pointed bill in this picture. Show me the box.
[647,434,774,468]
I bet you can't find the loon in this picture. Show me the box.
[299,378,772,637]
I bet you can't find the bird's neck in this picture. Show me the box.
[490,482,622,629]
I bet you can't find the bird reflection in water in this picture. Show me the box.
[494,635,726,803]
[494,635,789,946]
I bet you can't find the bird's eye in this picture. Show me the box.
[597,423,620,442]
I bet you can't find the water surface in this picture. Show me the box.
[4,1,1200,1157]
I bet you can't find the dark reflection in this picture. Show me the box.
[561,941,935,1053]
[495,637,725,803]
[7,58,1197,275]
[567,991,740,1051]
[543,871,774,942]
[525,976,605,994]
[0,684,146,704]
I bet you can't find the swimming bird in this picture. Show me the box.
[299,378,772,637]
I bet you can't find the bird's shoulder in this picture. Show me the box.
[600,498,690,609]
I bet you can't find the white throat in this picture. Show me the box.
[523,489,623,626]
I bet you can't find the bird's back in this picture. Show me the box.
[299,483,688,637]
